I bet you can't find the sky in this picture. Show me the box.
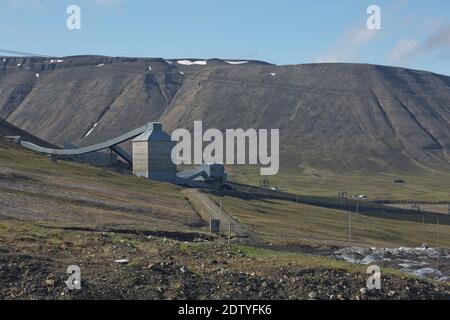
[1,0,450,75]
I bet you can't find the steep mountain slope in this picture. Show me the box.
[0,117,57,148]
[1,56,449,172]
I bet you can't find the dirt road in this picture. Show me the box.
[183,189,261,245]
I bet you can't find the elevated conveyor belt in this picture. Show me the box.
[20,123,151,156]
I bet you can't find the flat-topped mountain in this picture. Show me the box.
[0,56,449,172]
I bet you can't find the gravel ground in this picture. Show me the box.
[0,225,448,300]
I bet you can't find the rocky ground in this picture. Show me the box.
[333,246,450,282]
[0,221,448,300]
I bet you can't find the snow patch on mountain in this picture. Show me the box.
[84,122,99,138]
[225,60,249,65]
[177,60,207,66]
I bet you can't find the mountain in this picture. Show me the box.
[0,56,449,173]
[0,117,57,148]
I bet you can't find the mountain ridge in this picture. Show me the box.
[1,56,449,173]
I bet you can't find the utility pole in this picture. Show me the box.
[437,218,440,248]
[219,200,222,236]
[349,211,352,246]
[437,219,440,272]
[356,201,359,218]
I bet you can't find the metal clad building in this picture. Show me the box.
[132,123,176,182]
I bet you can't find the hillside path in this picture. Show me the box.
[183,189,261,245]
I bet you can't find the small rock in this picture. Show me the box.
[114,259,129,264]
[308,291,317,300]
[45,279,55,286]
[180,266,188,274]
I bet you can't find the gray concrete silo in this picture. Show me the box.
[132,122,176,182]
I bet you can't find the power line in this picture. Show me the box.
[0,48,54,58]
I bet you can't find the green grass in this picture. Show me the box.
[0,220,405,280]
[231,245,360,270]
[227,166,450,202]
[212,194,450,248]
[229,245,412,279]
[0,139,203,233]
[0,139,184,196]
[2,138,448,250]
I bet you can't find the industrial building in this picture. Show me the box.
[176,163,227,187]
[132,122,177,183]
[14,122,227,189]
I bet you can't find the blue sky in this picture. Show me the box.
[1,0,450,75]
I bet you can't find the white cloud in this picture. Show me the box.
[422,24,450,52]
[314,54,341,64]
[346,26,378,45]
[314,26,380,63]
[388,24,450,62]
[388,39,419,62]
